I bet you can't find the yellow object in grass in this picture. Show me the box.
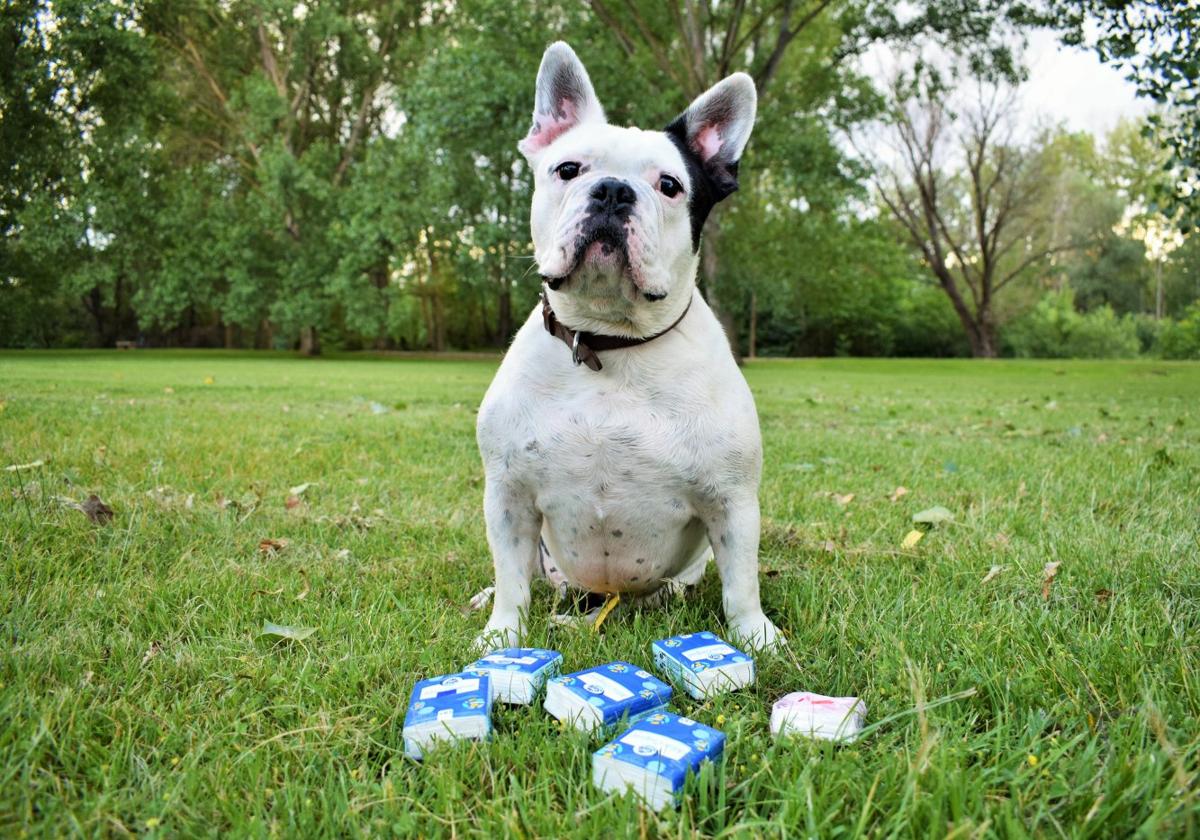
[591,593,621,632]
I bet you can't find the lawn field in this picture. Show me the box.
[2,352,1198,838]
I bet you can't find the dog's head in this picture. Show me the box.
[519,42,756,335]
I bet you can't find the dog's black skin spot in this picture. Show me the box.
[630,576,639,582]
[603,551,610,557]
[719,532,729,547]
[611,530,623,538]
[503,509,513,524]
[511,536,521,547]
[636,557,646,564]
[663,116,741,251]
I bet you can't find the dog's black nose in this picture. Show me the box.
[589,178,637,213]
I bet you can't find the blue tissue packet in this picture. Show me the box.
[652,631,754,699]
[402,672,492,759]
[543,661,672,732]
[592,711,726,810]
[465,647,563,704]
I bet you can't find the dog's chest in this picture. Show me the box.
[484,374,740,592]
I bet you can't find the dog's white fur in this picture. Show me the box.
[475,42,781,650]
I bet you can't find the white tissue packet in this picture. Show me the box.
[770,692,866,742]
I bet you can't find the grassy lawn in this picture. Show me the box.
[2,351,1198,837]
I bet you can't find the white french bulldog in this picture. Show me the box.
[474,42,781,651]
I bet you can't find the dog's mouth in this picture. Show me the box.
[543,222,628,291]
[541,214,667,302]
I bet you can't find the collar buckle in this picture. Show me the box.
[571,331,583,366]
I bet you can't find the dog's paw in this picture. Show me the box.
[728,613,784,652]
[473,620,521,653]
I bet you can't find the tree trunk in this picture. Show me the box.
[748,290,757,359]
[299,326,320,356]
[84,287,105,346]
[224,323,235,349]
[432,293,445,352]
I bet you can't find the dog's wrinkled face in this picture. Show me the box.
[519,43,756,331]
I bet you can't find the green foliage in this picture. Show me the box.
[1,2,1197,354]
[1051,2,1200,230]
[1004,290,1141,359]
[1156,301,1200,360]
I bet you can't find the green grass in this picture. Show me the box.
[2,351,1198,837]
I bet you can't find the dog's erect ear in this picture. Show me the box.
[665,73,757,201]
[518,42,606,159]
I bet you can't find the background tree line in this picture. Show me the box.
[2,0,1198,358]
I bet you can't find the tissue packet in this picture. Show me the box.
[651,632,754,699]
[592,711,726,811]
[770,692,866,742]
[403,672,493,759]
[465,647,563,704]
[544,661,672,732]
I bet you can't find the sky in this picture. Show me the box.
[1019,29,1149,138]
[857,27,1150,146]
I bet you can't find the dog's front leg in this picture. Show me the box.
[475,478,541,651]
[704,493,783,651]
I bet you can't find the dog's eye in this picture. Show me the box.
[659,175,682,198]
[555,162,581,181]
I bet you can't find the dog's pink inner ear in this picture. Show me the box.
[519,99,578,155]
[694,125,723,162]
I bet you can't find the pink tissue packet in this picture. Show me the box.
[770,692,867,742]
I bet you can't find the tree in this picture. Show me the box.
[865,80,1074,357]
[582,1,1043,356]
[140,0,444,353]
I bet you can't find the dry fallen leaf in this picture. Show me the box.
[1095,588,1114,604]
[1042,561,1061,600]
[141,641,162,667]
[5,459,46,472]
[284,495,302,510]
[260,621,315,642]
[889,486,909,503]
[81,494,114,524]
[258,538,290,555]
[821,539,837,553]
[981,564,1006,584]
[468,586,495,612]
[294,571,310,601]
[901,529,924,549]
[833,493,855,506]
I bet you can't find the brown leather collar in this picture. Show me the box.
[541,289,692,371]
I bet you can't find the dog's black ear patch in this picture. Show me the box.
[664,73,757,251]
[664,117,729,252]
